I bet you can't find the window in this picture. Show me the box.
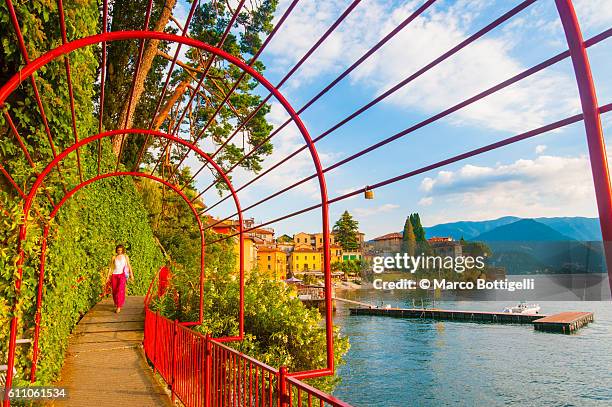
[268,265,271,270]
[267,255,271,261]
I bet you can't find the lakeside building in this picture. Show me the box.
[289,247,322,273]
[206,216,364,277]
[370,232,403,253]
[427,236,462,258]
[288,233,361,274]
[206,217,266,274]
[331,244,343,263]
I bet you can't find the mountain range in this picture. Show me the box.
[422,217,604,274]
[424,216,601,241]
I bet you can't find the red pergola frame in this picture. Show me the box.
[30,170,211,382]
[16,129,246,385]
[0,33,335,391]
[0,0,610,403]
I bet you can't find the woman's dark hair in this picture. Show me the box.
[115,244,126,254]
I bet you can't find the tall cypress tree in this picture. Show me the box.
[401,217,416,256]
[410,213,426,242]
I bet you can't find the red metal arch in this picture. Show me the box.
[0,32,334,385]
[555,0,612,291]
[29,171,208,382]
[0,1,609,406]
[5,132,247,393]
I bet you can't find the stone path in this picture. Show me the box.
[49,296,172,406]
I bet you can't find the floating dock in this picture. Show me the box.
[532,311,594,334]
[349,307,594,334]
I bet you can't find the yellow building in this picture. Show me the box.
[289,248,322,273]
[257,246,287,280]
[330,244,343,264]
[234,235,258,274]
[293,232,313,248]
[313,233,337,250]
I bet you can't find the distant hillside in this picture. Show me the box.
[474,219,572,241]
[472,219,604,274]
[424,216,519,240]
[534,217,601,241]
[424,216,600,241]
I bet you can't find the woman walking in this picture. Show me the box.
[108,244,134,313]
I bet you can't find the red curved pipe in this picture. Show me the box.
[29,171,206,383]
[555,0,612,293]
[0,31,333,384]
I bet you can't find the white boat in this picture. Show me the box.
[502,301,541,314]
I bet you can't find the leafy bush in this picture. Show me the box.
[149,232,349,393]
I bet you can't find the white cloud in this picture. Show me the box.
[267,0,579,134]
[535,144,547,154]
[419,154,598,223]
[229,101,342,202]
[574,0,612,30]
[418,197,433,206]
[353,203,400,217]
[349,3,578,133]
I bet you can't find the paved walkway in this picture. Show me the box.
[50,296,172,406]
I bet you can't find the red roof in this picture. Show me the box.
[428,236,453,242]
[373,232,402,241]
[251,228,274,235]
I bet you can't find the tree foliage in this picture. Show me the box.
[409,213,426,242]
[402,213,430,255]
[333,210,359,251]
[401,216,416,256]
[104,0,278,181]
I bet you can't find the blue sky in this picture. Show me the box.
[174,0,612,240]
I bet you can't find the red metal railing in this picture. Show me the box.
[143,308,352,407]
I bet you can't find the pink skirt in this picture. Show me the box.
[111,273,126,308]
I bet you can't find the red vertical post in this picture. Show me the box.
[204,334,212,407]
[199,234,205,324]
[153,311,160,373]
[555,0,612,294]
[238,220,245,338]
[279,366,289,407]
[171,319,178,402]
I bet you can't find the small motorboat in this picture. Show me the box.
[502,301,541,314]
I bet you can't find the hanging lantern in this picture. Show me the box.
[364,186,374,199]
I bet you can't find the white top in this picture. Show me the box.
[113,255,127,275]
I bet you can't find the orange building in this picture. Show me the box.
[257,246,287,280]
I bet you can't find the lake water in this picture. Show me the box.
[332,282,612,406]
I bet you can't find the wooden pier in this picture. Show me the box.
[349,307,594,334]
[532,312,594,334]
